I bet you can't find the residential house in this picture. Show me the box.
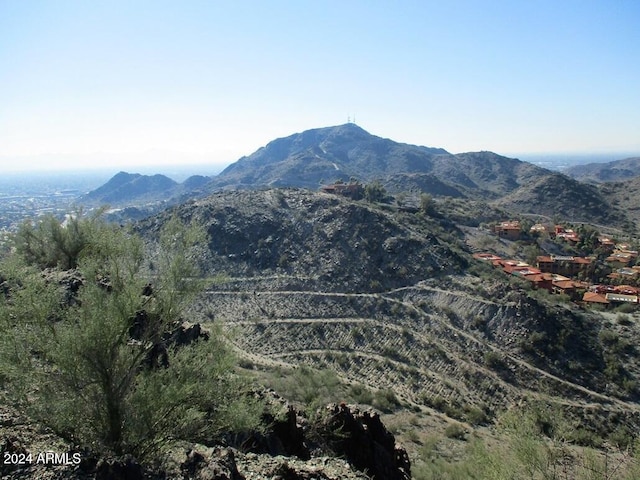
[605,293,638,304]
[582,291,610,305]
[605,251,634,269]
[494,221,521,240]
[521,272,554,291]
[554,225,580,244]
[472,253,502,262]
[530,223,550,235]
[536,255,591,277]
[552,277,587,299]
[598,236,616,250]
[320,182,363,199]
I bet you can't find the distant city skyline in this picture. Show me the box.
[1,1,639,174]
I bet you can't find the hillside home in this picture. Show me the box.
[530,223,549,235]
[616,244,638,255]
[472,253,502,262]
[551,277,585,298]
[613,285,640,296]
[495,259,531,275]
[536,255,591,277]
[605,251,635,268]
[511,266,542,277]
[494,221,521,240]
[592,284,622,295]
[554,226,580,244]
[607,267,640,281]
[598,236,616,250]
[320,183,363,199]
[617,247,638,260]
[582,291,610,305]
[584,284,640,306]
[521,272,554,291]
[605,293,638,304]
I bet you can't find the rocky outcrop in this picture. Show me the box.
[181,448,243,480]
[0,399,404,480]
[137,189,467,293]
[314,403,411,480]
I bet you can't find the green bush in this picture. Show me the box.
[13,210,98,270]
[444,423,466,440]
[0,214,261,460]
[372,388,401,413]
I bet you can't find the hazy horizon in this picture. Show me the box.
[1,135,639,177]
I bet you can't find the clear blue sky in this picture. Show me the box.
[1,0,639,173]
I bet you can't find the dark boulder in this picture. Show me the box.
[181,447,244,480]
[316,403,411,480]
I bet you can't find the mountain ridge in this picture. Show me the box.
[565,156,640,183]
[83,124,636,231]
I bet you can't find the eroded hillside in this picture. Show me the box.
[137,189,640,448]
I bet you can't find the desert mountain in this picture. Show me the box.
[599,175,640,224]
[84,125,636,231]
[204,124,549,198]
[207,123,448,190]
[565,156,640,183]
[82,171,178,205]
[201,124,637,227]
[82,171,213,207]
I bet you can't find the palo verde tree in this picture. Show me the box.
[0,213,261,460]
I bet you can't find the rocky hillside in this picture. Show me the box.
[138,189,640,445]
[565,156,640,183]
[492,173,633,229]
[204,124,550,200]
[0,398,409,480]
[138,189,468,293]
[598,176,640,225]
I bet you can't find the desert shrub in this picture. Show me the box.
[616,313,633,326]
[348,383,374,405]
[466,406,489,425]
[13,210,100,269]
[363,181,387,203]
[616,302,637,314]
[372,388,401,413]
[444,423,466,440]
[269,366,342,413]
[483,351,506,370]
[0,215,261,460]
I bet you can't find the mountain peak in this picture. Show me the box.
[84,171,177,205]
[212,124,449,189]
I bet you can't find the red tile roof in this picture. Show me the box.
[583,292,609,304]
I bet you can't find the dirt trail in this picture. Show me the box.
[207,281,640,418]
